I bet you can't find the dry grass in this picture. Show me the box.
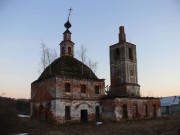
[16,115,180,135]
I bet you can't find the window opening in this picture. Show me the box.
[113,48,120,60]
[65,83,70,92]
[81,84,86,93]
[68,47,71,55]
[61,47,65,55]
[128,48,133,60]
[95,86,100,94]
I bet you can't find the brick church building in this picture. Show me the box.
[31,16,161,123]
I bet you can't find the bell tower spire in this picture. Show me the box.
[59,8,74,57]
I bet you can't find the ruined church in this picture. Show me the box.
[31,14,161,123]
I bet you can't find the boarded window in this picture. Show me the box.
[65,106,70,120]
[128,48,133,60]
[65,83,70,92]
[81,84,86,93]
[144,104,148,116]
[122,104,127,118]
[95,86,100,94]
[68,46,71,55]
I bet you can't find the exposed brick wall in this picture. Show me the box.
[31,76,105,123]
[102,98,161,121]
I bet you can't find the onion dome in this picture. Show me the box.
[64,19,71,29]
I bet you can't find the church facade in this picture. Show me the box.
[31,17,161,123]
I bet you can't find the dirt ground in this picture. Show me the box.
[14,115,180,135]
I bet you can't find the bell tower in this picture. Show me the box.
[59,8,74,57]
[109,26,140,97]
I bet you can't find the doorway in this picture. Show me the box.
[153,105,156,117]
[81,110,88,122]
[39,104,46,121]
[96,106,100,121]
[122,105,127,118]
[166,106,170,114]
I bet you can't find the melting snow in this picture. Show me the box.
[18,114,30,118]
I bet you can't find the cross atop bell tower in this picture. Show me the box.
[59,8,74,57]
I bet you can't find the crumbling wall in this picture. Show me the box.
[31,78,56,120]
[114,98,161,121]
[102,98,161,121]
[101,99,114,120]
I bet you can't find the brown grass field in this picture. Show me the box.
[12,115,180,135]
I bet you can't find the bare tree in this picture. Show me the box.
[77,45,98,75]
[78,45,87,75]
[46,48,57,74]
[78,45,87,64]
[91,60,98,74]
[1,92,5,97]
[39,42,57,74]
[40,42,47,70]
[88,58,98,74]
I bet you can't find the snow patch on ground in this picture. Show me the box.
[18,114,30,118]
[13,133,28,135]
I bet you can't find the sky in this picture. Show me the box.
[0,0,180,99]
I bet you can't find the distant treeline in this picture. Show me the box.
[16,98,30,115]
[0,97,30,134]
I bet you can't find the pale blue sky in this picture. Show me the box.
[0,0,180,99]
